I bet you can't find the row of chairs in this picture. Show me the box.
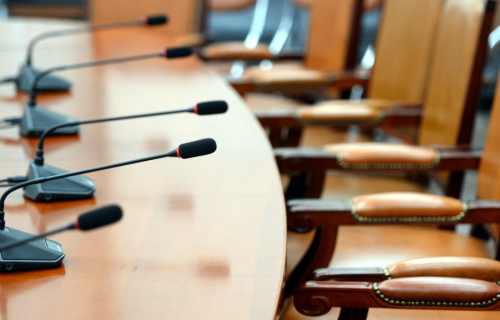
[221,0,500,319]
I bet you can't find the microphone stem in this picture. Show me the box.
[35,107,192,165]
[26,20,142,66]
[0,224,73,252]
[28,51,163,106]
[0,150,177,229]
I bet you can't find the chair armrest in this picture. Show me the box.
[294,278,500,316]
[256,103,422,129]
[311,257,500,282]
[275,145,481,173]
[287,196,500,232]
[230,69,370,95]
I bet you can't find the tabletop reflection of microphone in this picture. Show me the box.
[0,14,169,92]
[15,46,193,137]
[0,138,216,271]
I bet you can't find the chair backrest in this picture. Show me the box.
[209,0,256,11]
[418,0,495,146]
[90,0,204,37]
[367,0,444,103]
[304,0,363,73]
[294,0,314,8]
[478,80,500,201]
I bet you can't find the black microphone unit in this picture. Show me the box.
[0,15,169,93]
[0,205,122,272]
[24,101,227,202]
[0,138,216,271]
[16,46,193,137]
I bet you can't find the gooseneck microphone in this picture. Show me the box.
[28,46,194,106]
[0,205,122,252]
[0,14,169,93]
[25,15,168,66]
[15,46,194,137]
[22,138,216,202]
[33,100,228,165]
[0,138,214,272]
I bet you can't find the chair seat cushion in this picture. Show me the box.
[201,42,274,60]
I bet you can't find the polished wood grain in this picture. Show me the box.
[367,0,444,104]
[0,19,286,320]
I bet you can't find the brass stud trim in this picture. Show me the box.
[372,283,499,308]
[337,150,441,170]
[349,200,468,224]
[382,267,392,280]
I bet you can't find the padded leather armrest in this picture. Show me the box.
[275,145,480,173]
[374,277,500,307]
[200,42,274,60]
[386,257,500,281]
[294,278,500,316]
[286,197,500,232]
[311,257,500,282]
[324,143,440,169]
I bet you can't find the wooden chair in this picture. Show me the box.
[294,257,500,319]
[272,0,494,202]
[231,0,444,102]
[228,0,366,96]
[279,63,500,300]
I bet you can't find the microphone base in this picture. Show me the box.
[20,104,80,137]
[17,64,72,93]
[0,227,65,272]
[25,161,96,202]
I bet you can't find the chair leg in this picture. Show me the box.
[284,128,303,147]
[285,173,308,201]
[284,226,338,298]
[338,308,369,320]
[305,171,326,198]
[269,128,283,148]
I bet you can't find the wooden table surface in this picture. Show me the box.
[0,18,286,320]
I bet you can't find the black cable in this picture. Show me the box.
[0,117,22,130]
[0,176,29,185]
[0,77,18,85]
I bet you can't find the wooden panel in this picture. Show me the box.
[0,19,286,320]
[368,0,444,103]
[419,0,485,146]
[209,0,255,11]
[478,80,500,201]
[89,0,201,36]
[304,0,357,73]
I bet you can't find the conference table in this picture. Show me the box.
[0,18,286,320]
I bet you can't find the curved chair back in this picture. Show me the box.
[419,0,494,146]
[304,0,363,73]
[367,0,444,103]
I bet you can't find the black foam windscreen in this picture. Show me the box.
[165,46,193,59]
[178,138,217,159]
[77,205,123,231]
[197,101,228,115]
[146,15,168,25]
